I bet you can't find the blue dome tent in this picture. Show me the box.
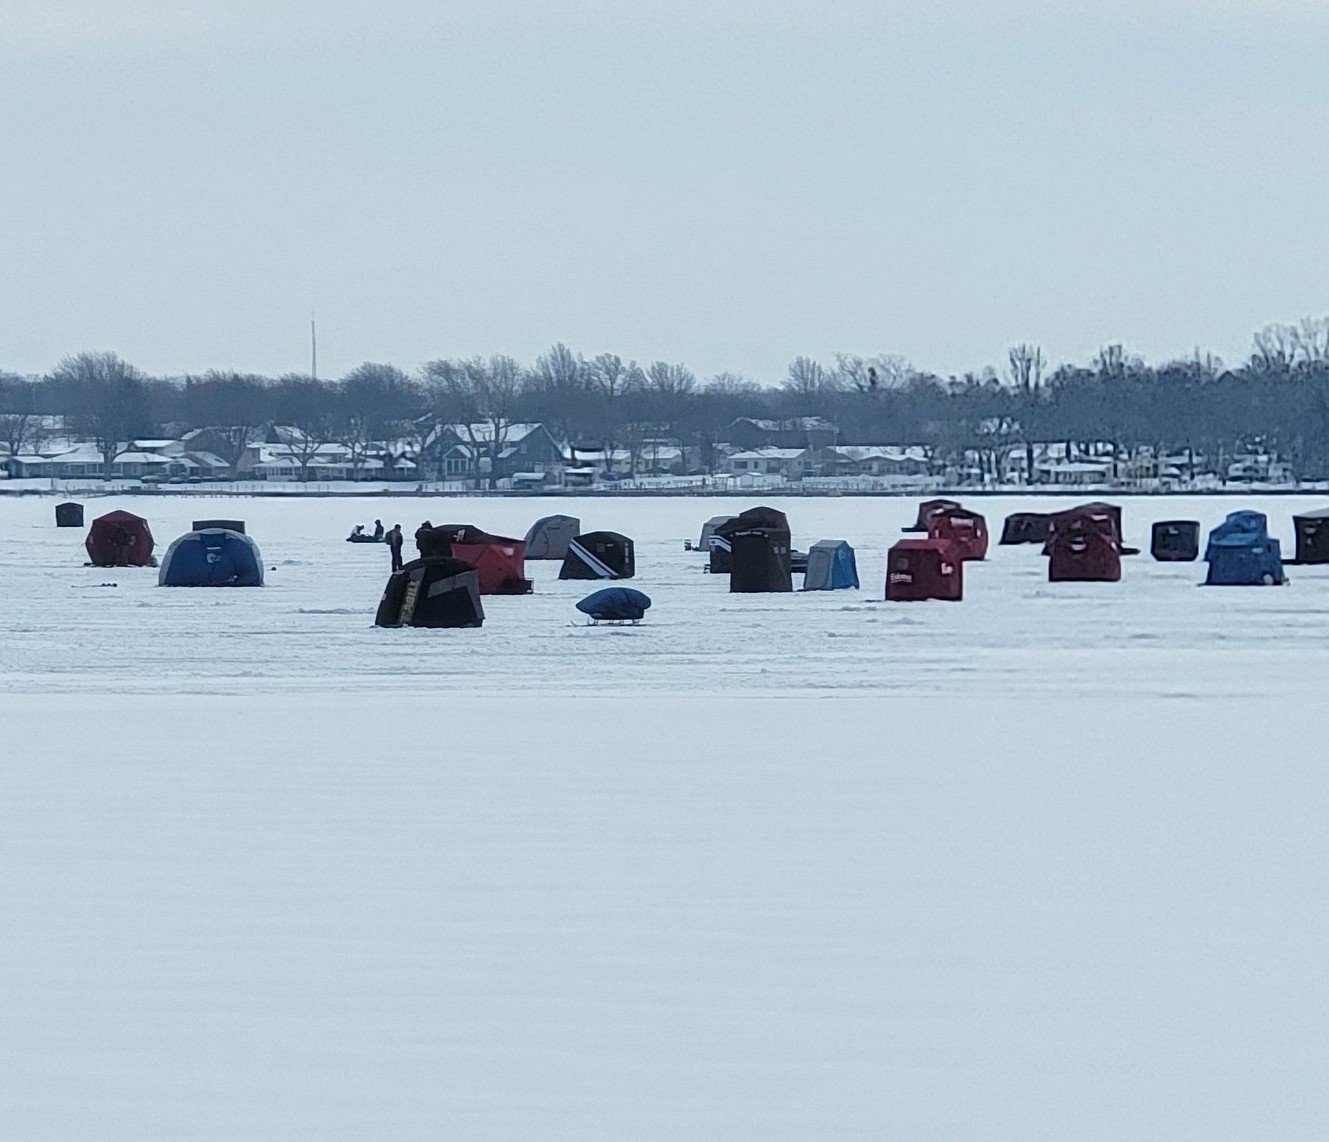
[159,528,264,587]
[801,539,859,590]
[1203,511,1285,586]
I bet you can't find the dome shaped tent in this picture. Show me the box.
[375,557,484,628]
[802,540,859,591]
[86,510,154,567]
[524,514,580,560]
[158,528,263,587]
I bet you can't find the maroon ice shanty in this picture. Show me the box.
[85,510,155,567]
[449,536,533,595]
[1043,502,1123,553]
[902,498,962,533]
[1046,509,1121,582]
[926,508,989,562]
[885,539,963,601]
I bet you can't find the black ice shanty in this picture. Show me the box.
[375,557,485,628]
[559,531,636,579]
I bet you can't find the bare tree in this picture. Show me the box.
[421,356,523,485]
[49,352,151,479]
[1251,324,1297,372]
[271,375,338,481]
[1007,343,1046,392]
[0,374,47,461]
[338,362,420,479]
[181,371,271,477]
[784,355,830,397]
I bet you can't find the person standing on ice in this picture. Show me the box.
[386,524,404,572]
[372,519,384,541]
[415,520,434,558]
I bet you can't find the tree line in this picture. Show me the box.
[5,319,1329,480]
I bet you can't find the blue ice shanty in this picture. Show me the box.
[159,528,264,587]
[801,539,860,591]
[1203,511,1285,586]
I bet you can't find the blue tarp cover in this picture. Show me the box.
[575,587,652,621]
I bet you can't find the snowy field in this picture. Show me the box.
[3,495,1328,1140]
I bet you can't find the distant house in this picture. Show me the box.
[728,417,839,451]
[423,423,565,484]
[821,445,932,478]
[725,447,809,480]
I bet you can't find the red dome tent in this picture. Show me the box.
[1046,508,1121,582]
[885,539,963,601]
[85,510,155,567]
[926,507,989,561]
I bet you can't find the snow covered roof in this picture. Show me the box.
[832,445,929,463]
[729,447,808,461]
[446,422,544,444]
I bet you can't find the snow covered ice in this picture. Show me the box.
[3,494,1328,1140]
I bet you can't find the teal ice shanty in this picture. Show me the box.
[1203,511,1285,586]
[801,539,860,591]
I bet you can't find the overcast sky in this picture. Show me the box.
[3,1,1329,383]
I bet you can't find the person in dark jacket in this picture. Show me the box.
[372,519,384,541]
[386,524,404,571]
[414,520,434,558]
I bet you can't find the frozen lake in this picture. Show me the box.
[3,494,1327,1140]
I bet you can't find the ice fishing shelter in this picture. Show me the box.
[1045,502,1124,553]
[700,514,738,573]
[524,514,580,560]
[560,531,635,579]
[86,510,155,567]
[726,507,793,593]
[1046,509,1121,582]
[1291,508,1329,564]
[1204,512,1285,585]
[158,528,263,586]
[375,557,484,628]
[575,587,652,622]
[802,540,860,591]
[1151,520,1200,562]
[999,512,1050,545]
[885,539,963,601]
[903,498,962,532]
[55,502,84,528]
[927,507,989,561]
[450,533,533,594]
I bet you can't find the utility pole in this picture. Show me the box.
[310,314,318,382]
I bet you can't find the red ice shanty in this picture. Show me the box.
[885,538,963,601]
[1046,507,1121,582]
[926,507,989,562]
